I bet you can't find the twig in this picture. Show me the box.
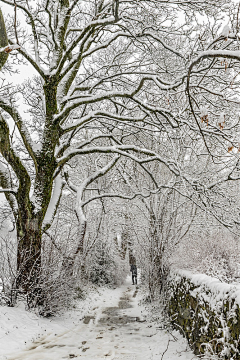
[14,0,19,45]
[161,338,170,360]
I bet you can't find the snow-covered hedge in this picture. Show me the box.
[168,270,240,359]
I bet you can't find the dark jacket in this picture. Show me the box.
[130,264,137,276]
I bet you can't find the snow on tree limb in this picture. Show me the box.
[141,31,185,59]
[189,50,240,71]
[42,175,65,230]
[1,0,40,64]
[0,162,18,216]
[63,155,120,257]
[56,87,179,127]
[53,15,116,77]
[62,111,147,132]
[58,145,180,181]
[66,155,120,196]
[8,40,46,78]
[0,44,20,53]
[81,190,152,208]
[0,98,37,167]
[0,187,16,194]
[0,114,30,180]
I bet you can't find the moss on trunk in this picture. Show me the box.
[0,8,8,71]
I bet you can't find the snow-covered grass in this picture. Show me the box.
[0,276,197,360]
[0,284,107,358]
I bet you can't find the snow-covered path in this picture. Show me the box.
[3,279,196,360]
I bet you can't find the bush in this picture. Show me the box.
[171,231,239,283]
[88,240,128,287]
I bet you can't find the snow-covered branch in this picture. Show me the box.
[0,98,37,166]
[54,15,117,78]
[58,145,180,178]
[0,0,41,64]
[62,111,147,132]
[0,114,31,206]
[81,190,152,208]
[8,39,46,78]
[0,187,17,194]
[56,83,180,127]
[66,155,120,196]
[189,50,240,73]
[42,176,65,230]
[0,44,20,53]
[62,154,120,257]
[142,31,185,59]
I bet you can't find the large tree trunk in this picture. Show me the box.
[12,78,59,307]
[16,216,43,307]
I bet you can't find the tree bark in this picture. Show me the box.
[0,8,8,71]
[16,215,42,306]
[14,76,60,303]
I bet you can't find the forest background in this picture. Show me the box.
[0,0,240,314]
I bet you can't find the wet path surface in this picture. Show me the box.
[5,284,196,360]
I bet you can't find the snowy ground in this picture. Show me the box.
[0,277,197,360]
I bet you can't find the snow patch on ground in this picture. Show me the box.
[0,285,106,358]
[0,277,196,360]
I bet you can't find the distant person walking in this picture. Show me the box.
[130,264,137,285]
